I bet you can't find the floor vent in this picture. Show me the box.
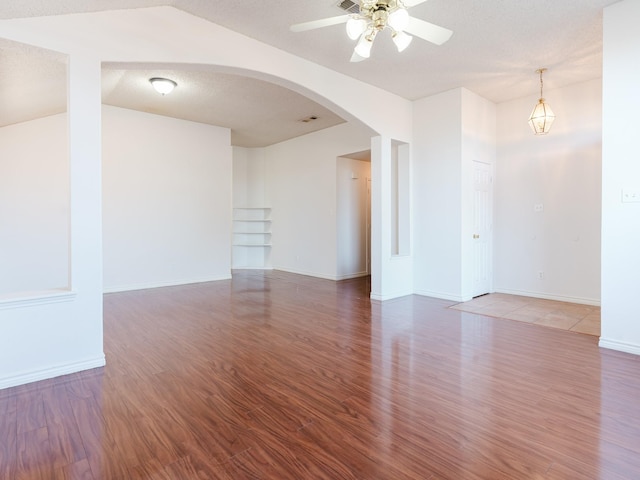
[338,0,360,14]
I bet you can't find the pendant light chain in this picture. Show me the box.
[537,67,547,99]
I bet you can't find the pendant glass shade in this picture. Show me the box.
[528,68,555,135]
[528,98,555,134]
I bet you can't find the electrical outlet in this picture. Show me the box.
[622,189,640,203]
[534,204,544,212]
[538,271,544,279]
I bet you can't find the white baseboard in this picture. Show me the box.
[0,355,106,390]
[103,274,232,293]
[336,271,369,281]
[231,267,273,271]
[493,288,600,306]
[370,291,413,302]
[272,266,337,281]
[413,289,469,303]
[599,338,640,356]
[0,289,76,310]
[271,267,370,282]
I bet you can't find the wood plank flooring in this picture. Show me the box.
[1,270,640,479]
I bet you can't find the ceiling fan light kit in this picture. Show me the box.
[290,0,453,62]
[346,17,368,39]
[392,30,413,52]
[354,29,376,58]
[387,7,410,31]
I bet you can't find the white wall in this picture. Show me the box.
[413,88,497,302]
[233,147,267,207]
[370,136,414,300]
[0,55,105,389]
[461,89,497,298]
[0,6,416,388]
[265,123,372,280]
[336,157,371,280]
[413,89,464,300]
[232,147,270,269]
[600,0,640,354]
[0,114,69,295]
[102,106,232,292]
[495,79,602,305]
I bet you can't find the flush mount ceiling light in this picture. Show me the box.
[290,0,453,62]
[528,68,555,135]
[149,77,177,95]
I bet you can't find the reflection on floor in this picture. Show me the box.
[450,293,601,336]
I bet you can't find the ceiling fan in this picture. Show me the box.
[290,0,453,62]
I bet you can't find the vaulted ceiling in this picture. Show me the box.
[0,0,619,146]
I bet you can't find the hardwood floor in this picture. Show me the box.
[1,270,640,479]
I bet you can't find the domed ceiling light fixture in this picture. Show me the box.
[528,68,555,135]
[149,77,177,95]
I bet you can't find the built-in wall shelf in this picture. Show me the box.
[232,207,272,269]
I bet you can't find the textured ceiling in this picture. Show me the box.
[103,67,345,148]
[0,0,620,146]
[0,39,67,128]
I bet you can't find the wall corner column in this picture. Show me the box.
[67,53,105,365]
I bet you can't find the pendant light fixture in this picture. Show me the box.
[528,68,555,135]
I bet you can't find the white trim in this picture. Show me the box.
[336,271,369,281]
[103,275,232,293]
[0,289,76,310]
[245,267,368,282]
[370,291,413,302]
[0,355,106,390]
[493,288,600,306]
[271,266,337,281]
[413,289,470,303]
[599,338,640,356]
[231,267,274,271]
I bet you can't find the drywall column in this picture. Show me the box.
[413,88,496,302]
[600,0,640,355]
[370,136,387,299]
[412,89,464,301]
[0,53,105,388]
[69,54,104,310]
[370,136,413,300]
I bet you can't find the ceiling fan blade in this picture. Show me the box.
[350,51,367,63]
[290,15,350,33]
[403,0,429,6]
[405,16,453,45]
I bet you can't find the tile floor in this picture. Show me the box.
[450,293,601,336]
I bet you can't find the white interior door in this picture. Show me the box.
[472,161,493,297]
